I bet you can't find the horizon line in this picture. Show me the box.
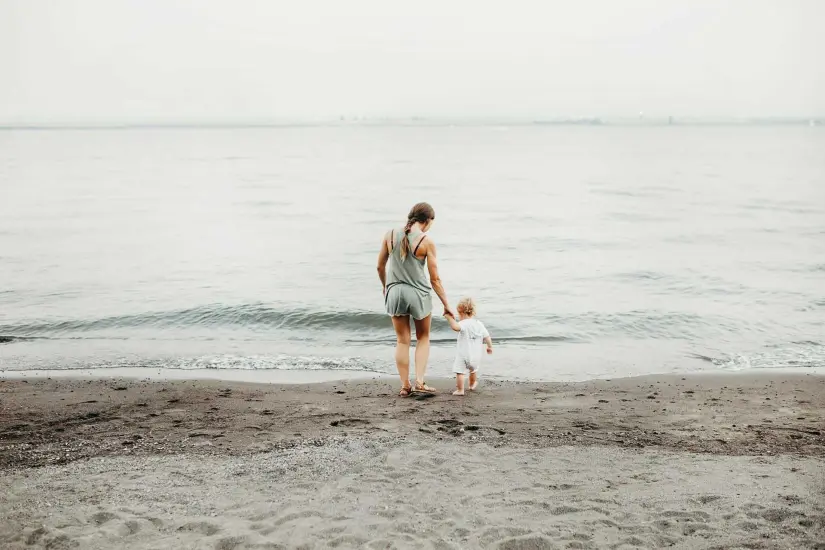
[1,115,823,130]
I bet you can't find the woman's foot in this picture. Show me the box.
[413,381,437,394]
[399,384,412,397]
[452,389,465,396]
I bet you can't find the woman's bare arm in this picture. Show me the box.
[376,232,390,294]
[424,239,452,314]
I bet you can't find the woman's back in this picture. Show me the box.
[386,228,431,295]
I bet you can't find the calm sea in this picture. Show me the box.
[1,126,823,381]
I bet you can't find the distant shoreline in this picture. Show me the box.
[1,117,822,130]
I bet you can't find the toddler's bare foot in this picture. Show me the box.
[469,382,478,391]
[469,372,478,390]
[452,389,465,396]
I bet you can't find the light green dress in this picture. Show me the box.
[384,228,433,320]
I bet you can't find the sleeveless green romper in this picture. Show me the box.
[385,228,433,320]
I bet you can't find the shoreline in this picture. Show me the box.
[2,364,823,386]
[2,371,824,548]
[0,366,389,385]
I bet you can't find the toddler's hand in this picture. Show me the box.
[486,347,493,355]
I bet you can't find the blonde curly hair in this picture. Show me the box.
[457,297,476,317]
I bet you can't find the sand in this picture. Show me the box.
[1,372,824,549]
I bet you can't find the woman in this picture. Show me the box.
[377,202,453,396]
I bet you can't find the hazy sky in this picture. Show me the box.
[2,0,823,122]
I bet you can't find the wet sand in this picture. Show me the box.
[1,372,824,549]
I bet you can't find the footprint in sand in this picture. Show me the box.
[25,526,48,545]
[681,523,713,536]
[616,535,647,547]
[177,521,221,536]
[214,536,247,550]
[271,511,325,527]
[496,535,555,549]
[761,508,799,523]
[551,505,582,515]
[479,527,532,547]
[90,511,119,526]
[327,535,371,547]
[141,516,164,529]
[330,418,370,427]
[659,510,710,522]
[119,520,142,536]
[42,534,77,550]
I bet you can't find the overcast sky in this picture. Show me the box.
[2,0,823,123]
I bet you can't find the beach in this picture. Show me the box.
[2,372,823,549]
[4,2,825,547]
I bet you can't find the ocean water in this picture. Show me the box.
[1,126,823,381]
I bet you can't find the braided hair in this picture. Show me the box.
[400,202,435,260]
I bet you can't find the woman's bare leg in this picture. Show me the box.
[391,316,412,390]
[412,315,432,386]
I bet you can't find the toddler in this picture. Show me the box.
[444,297,493,396]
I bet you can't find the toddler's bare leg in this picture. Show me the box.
[469,370,478,390]
[452,374,465,396]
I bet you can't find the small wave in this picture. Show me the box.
[0,335,40,344]
[576,310,735,340]
[2,305,808,351]
[0,306,746,344]
[346,335,579,345]
[1,304,582,344]
[793,340,822,347]
[32,354,385,373]
[620,270,668,281]
[689,343,825,370]
[0,304,391,336]
[687,353,716,363]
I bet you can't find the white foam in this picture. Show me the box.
[0,367,390,384]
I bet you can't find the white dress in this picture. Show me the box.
[452,318,489,374]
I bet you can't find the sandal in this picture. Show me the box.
[413,382,437,394]
[399,386,412,397]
